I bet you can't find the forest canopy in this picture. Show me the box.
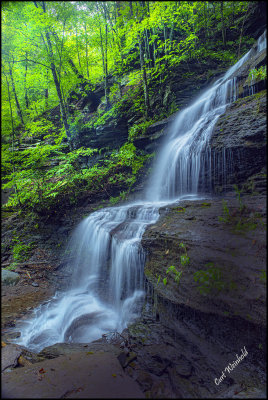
[1,1,259,216]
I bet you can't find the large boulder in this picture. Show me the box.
[1,269,20,286]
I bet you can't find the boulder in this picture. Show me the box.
[1,343,22,372]
[1,269,20,286]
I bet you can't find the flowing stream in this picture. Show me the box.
[16,32,266,352]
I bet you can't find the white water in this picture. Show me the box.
[257,30,266,52]
[15,33,266,352]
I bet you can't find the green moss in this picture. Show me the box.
[12,242,36,262]
[201,202,211,207]
[174,207,186,213]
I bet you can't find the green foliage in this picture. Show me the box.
[1,1,258,217]
[201,202,211,207]
[166,265,183,284]
[2,136,152,215]
[4,262,18,271]
[247,66,267,83]
[24,118,57,139]
[109,191,128,205]
[193,263,225,295]
[12,242,35,262]
[233,184,244,212]
[259,269,266,284]
[175,207,186,212]
[157,242,189,287]
[129,120,154,141]
[218,185,265,234]
[218,199,231,223]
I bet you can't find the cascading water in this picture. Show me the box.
[15,32,266,353]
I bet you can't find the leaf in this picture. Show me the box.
[165,249,169,255]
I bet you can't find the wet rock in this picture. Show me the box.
[117,352,137,368]
[136,370,154,391]
[209,90,266,192]
[63,312,104,341]
[174,357,192,377]
[38,342,121,360]
[17,355,32,367]
[137,195,266,397]
[117,352,128,368]
[2,331,21,341]
[1,343,22,372]
[1,269,20,286]
[2,351,145,399]
[141,354,169,377]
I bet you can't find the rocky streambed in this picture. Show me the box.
[1,193,266,398]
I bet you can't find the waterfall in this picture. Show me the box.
[15,33,266,352]
[257,30,266,52]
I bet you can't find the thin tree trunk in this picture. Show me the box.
[129,1,133,17]
[8,62,24,126]
[45,30,70,139]
[84,23,90,79]
[98,7,108,106]
[24,53,29,109]
[76,27,82,69]
[34,2,88,86]
[203,3,207,39]
[152,26,157,67]
[237,3,250,59]
[104,4,109,105]
[138,34,150,117]
[145,29,151,70]
[44,69,49,109]
[220,2,226,48]
[4,71,21,206]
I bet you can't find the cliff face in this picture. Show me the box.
[126,35,267,398]
[208,90,266,194]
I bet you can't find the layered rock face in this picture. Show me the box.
[137,194,266,397]
[125,34,267,398]
[206,90,266,194]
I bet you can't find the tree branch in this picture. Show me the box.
[13,58,50,69]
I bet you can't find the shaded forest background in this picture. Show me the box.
[2,1,266,217]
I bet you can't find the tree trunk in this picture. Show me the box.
[8,62,24,126]
[4,71,21,206]
[34,2,88,86]
[84,23,90,79]
[75,27,82,69]
[237,3,250,59]
[220,2,226,48]
[44,70,49,109]
[45,30,70,139]
[98,3,109,106]
[138,34,150,117]
[24,53,29,109]
[104,4,109,105]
